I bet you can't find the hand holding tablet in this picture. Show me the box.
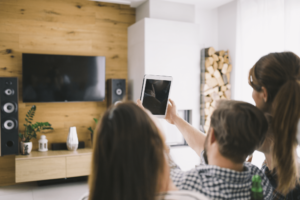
[140,75,173,118]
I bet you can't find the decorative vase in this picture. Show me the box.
[67,127,78,151]
[20,141,32,155]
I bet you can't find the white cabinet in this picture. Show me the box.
[128,18,201,170]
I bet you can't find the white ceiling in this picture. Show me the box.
[93,0,234,9]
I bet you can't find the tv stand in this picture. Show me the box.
[15,149,92,183]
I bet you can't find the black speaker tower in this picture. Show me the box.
[107,79,126,108]
[0,77,19,156]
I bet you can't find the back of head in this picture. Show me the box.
[210,100,268,163]
[88,102,166,200]
[249,52,300,194]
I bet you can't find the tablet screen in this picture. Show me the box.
[142,79,171,115]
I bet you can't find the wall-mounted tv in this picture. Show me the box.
[22,53,105,102]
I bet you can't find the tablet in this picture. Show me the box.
[140,75,173,118]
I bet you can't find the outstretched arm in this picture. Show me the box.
[166,99,206,157]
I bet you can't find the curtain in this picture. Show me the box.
[234,0,300,104]
[235,0,300,165]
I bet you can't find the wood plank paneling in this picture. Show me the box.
[0,0,135,186]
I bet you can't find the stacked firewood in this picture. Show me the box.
[203,47,232,132]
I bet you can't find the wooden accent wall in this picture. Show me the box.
[0,0,135,186]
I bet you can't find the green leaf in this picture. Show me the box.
[21,105,54,141]
[93,118,98,123]
[88,127,93,134]
[27,126,34,133]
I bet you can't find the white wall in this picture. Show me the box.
[128,18,200,129]
[128,14,202,171]
[144,18,200,128]
[136,0,195,23]
[150,0,195,23]
[136,1,150,22]
[128,19,145,102]
[129,0,235,171]
[218,0,237,100]
[196,7,219,50]
[128,18,200,127]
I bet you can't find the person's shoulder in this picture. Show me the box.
[171,163,203,175]
[157,190,211,200]
[170,165,202,183]
[244,162,270,183]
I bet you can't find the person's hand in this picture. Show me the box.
[165,99,178,125]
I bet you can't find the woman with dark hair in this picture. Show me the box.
[86,102,209,200]
[248,52,300,198]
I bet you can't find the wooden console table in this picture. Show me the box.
[15,148,92,183]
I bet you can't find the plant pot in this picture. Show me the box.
[20,141,32,155]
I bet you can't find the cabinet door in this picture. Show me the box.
[66,155,91,178]
[16,157,66,183]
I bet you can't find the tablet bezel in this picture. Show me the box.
[140,74,173,118]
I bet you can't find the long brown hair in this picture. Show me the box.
[249,52,300,194]
[88,102,167,200]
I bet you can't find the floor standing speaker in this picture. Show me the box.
[0,77,19,156]
[107,79,126,107]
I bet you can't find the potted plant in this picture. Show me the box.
[19,105,53,155]
[88,118,98,144]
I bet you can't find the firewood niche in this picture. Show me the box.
[200,47,232,133]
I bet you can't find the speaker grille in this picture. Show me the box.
[0,77,19,156]
[3,102,16,113]
[107,79,126,108]
[4,89,14,96]
[3,119,16,130]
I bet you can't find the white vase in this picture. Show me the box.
[67,127,78,151]
[20,142,32,155]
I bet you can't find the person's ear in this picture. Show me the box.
[210,128,216,144]
[261,86,268,102]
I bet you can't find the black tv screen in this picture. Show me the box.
[22,53,105,102]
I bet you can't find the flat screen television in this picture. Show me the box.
[22,53,105,102]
